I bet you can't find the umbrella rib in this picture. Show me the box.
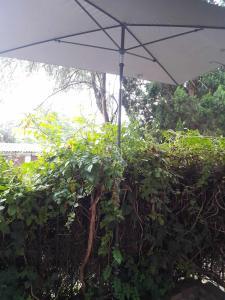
[74,0,120,49]
[0,25,120,55]
[209,61,225,68]
[56,40,119,52]
[125,26,178,85]
[73,1,225,32]
[75,0,179,84]
[127,23,225,30]
[126,28,203,51]
[81,0,123,26]
[126,52,154,62]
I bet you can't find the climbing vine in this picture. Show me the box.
[1,120,225,299]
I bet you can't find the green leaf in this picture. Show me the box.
[103,265,112,281]
[86,164,93,173]
[113,248,123,265]
[8,206,17,216]
[0,185,7,191]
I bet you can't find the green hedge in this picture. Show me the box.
[0,125,225,299]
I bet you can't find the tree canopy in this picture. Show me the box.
[123,68,225,136]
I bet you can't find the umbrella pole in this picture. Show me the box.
[115,26,126,274]
[117,25,125,148]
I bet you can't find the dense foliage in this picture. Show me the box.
[123,69,225,135]
[0,120,225,299]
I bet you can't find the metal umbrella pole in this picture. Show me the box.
[117,25,125,148]
[114,26,126,272]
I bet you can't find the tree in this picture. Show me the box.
[0,122,16,143]
[206,0,225,5]
[0,58,117,124]
[29,63,117,123]
[123,68,225,135]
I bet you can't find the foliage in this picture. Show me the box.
[123,69,225,135]
[1,121,225,299]
[206,0,225,6]
[21,111,78,145]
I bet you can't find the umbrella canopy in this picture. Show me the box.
[0,0,225,85]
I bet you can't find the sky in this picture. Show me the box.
[0,59,105,125]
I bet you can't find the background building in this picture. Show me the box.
[0,143,41,165]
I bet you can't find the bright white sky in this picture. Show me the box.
[0,59,107,125]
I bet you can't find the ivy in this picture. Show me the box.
[0,122,225,299]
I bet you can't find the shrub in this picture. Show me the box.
[0,124,225,299]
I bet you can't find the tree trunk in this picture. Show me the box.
[91,72,110,123]
[186,80,198,97]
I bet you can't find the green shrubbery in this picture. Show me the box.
[0,120,225,299]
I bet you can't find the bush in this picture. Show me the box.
[0,124,225,299]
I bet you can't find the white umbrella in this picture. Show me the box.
[0,0,225,144]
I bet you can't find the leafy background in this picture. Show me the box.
[1,119,225,299]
